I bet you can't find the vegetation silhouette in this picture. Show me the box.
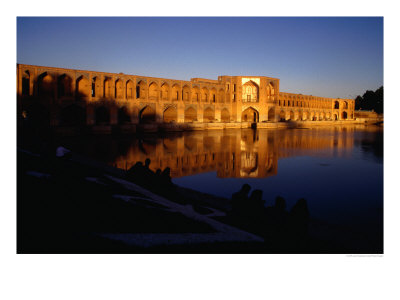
[355,86,383,113]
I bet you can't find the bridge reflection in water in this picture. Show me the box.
[109,126,361,179]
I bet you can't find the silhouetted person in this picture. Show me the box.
[274,196,286,212]
[248,189,265,217]
[144,158,151,169]
[263,196,289,238]
[126,161,144,184]
[289,198,310,238]
[161,167,172,185]
[230,184,251,216]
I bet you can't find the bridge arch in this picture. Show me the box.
[60,104,86,126]
[118,106,131,124]
[77,76,90,98]
[163,106,177,123]
[22,70,30,96]
[38,72,53,97]
[221,108,230,122]
[210,88,217,103]
[334,100,339,109]
[192,86,200,102]
[326,112,331,120]
[103,77,112,98]
[203,107,215,122]
[184,106,197,122]
[218,88,225,103]
[171,84,180,101]
[139,105,156,123]
[136,80,147,99]
[148,82,159,100]
[268,107,275,121]
[201,87,209,102]
[95,106,110,125]
[57,74,73,98]
[115,79,123,99]
[279,110,285,121]
[242,107,259,122]
[126,80,134,99]
[182,85,190,102]
[161,82,169,100]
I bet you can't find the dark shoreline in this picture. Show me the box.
[17,143,383,254]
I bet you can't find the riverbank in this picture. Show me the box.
[51,119,362,135]
[18,143,379,254]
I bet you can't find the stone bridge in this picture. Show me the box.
[17,64,355,133]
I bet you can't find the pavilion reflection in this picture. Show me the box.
[110,126,357,179]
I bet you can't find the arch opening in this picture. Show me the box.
[139,106,156,124]
[126,80,134,99]
[95,106,110,125]
[60,104,86,126]
[118,107,131,124]
[203,107,215,122]
[22,71,30,96]
[163,106,177,123]
[221,108,230,122]
[184,107,197,122]
[242,107,259,122]
[268,108,275,121]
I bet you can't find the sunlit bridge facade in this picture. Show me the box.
[17,64,355,133]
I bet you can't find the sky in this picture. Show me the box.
[17,17,383,99]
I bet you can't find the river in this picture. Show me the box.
[58,125,383,251]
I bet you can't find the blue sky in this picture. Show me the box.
[17,17,383,99]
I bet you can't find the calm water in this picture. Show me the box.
[60,125,383,244]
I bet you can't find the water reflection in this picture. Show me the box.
[104,125,381,179]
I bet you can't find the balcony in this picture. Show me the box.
[242,98,259,103]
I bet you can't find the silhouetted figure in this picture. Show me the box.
[126,161,144,184]
[289,198,310,238]
[263,196,289,240]
[274,196,286,212]
[248,189,265,218]
[144,158,151,169]
[230,184,251,217]
[160,167,172,186]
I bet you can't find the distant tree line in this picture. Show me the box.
[355,86,383,114]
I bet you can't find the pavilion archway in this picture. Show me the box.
[241,107,259,122]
